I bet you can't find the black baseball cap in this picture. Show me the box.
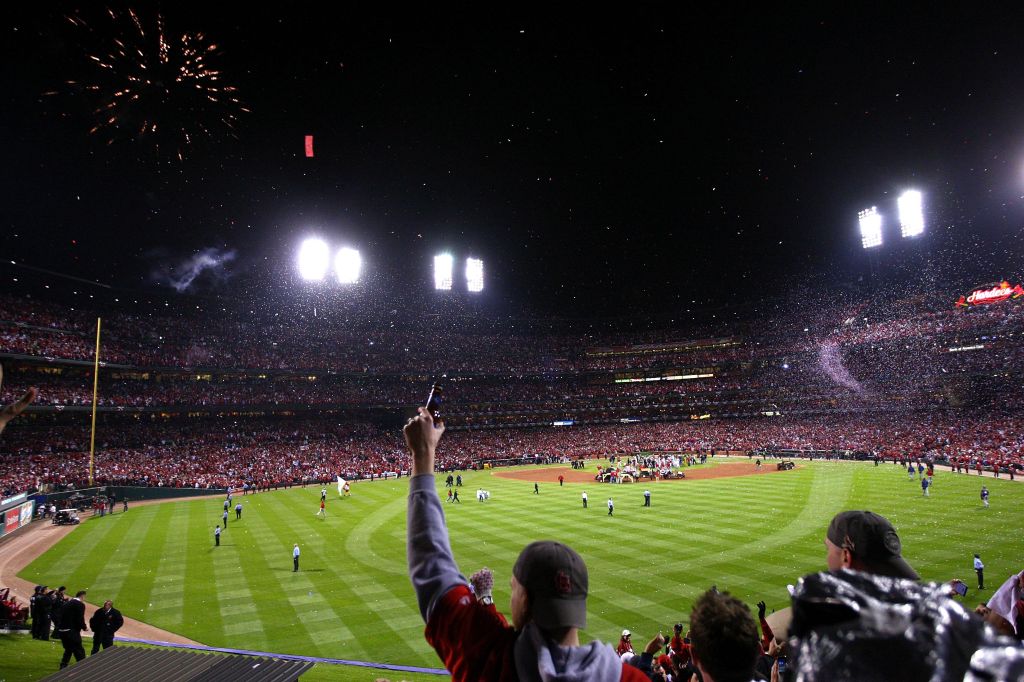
[513,541,588,630]
[827,511,919,580]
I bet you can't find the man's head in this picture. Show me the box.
[689,590,760,682]
[75,590,87,599]
[825,510,919,580]
[104,600,113,610]
[510,540,588,633]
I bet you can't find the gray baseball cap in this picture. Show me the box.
[513,540,589,630]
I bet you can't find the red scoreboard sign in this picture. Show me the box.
[5,507,20,534]
[956,281,1024,308]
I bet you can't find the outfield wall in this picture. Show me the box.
[0,499,35,539]
[31,485,227,510]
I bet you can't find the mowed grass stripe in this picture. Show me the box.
[62,508,148,593]
[104,504,171,612]
[245,492,370,661]
[146,509,190,628]
[24,510,131,586]
[225,506,311,651]
[181,497,224,641]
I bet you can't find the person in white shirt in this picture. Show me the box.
[293,544,300,572]
[974,554,985,590]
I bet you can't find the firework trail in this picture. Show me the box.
[51,9,248,159]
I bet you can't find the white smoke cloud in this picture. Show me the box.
[152,247,237,292]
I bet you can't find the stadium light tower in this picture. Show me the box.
[466,257,484,292]
[434,254,453,290]
[898,190,924,238]
[334,247,362,284]
[858,207,883,249]
[298,238,330,281]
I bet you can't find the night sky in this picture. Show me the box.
[3,6,1023,318]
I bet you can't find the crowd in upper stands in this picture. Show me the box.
[2,287,1023,499]
[2,290,1022,374]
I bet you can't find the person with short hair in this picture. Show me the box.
[55,590,88,669]
[974,554,985,590]
[88,600,123,654]
[30,586,41,639]
[404,405,646,681]
[235,502,242,520]
[293,543,300,571]
[214,524,221,546]
[689,590,760,682]
[36,587,54,641]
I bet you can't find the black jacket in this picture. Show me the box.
[89,606,124,636]
[57,598,87,632]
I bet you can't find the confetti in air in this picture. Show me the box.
[817,341,866,394]
[53,8,248,160]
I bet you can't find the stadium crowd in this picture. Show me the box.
[2,411,1022,497]
[3,289,1022,374]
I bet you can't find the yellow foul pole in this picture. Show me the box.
[89,318,102,487]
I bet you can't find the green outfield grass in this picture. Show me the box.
[18,459,1024,679]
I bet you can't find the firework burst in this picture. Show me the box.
[54,8,248,160]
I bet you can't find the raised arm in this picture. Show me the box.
[404,406,465,621]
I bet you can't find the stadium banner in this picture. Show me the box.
[956,281,1024,308]
[0,500,35,539]
[0,492,28,515]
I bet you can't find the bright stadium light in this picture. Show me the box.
[466,257,484,292]
[298,238,330,280]
[898,190,924,238]
[858,207,883,249]
[434,254,453,290]
[334,247,362,284]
